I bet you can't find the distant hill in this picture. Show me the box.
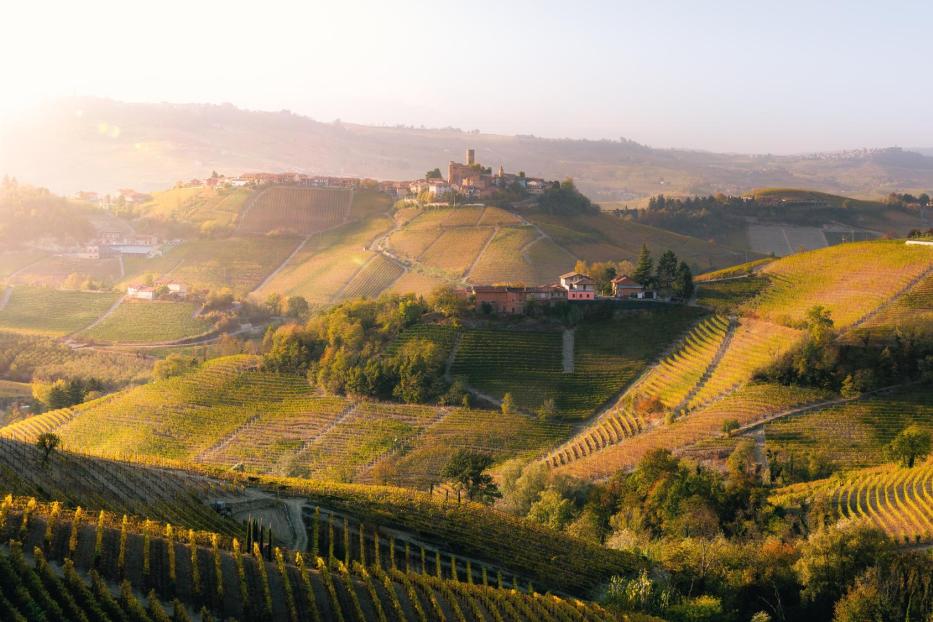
[4,97,933,201]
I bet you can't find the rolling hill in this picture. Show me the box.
[5,97,933,202]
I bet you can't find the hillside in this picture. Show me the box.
[5,98,933,202]
[547,239,933,480]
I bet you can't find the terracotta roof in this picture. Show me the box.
[611,275,643,287]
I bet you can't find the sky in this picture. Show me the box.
[3,0,932,154]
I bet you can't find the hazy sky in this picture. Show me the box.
[4,0,932,153]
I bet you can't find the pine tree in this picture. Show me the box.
[633,243,653,286]
[674,260,694,300]
[655,249,679,292]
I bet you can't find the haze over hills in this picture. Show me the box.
[4,97,933,201]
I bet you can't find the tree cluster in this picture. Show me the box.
[632,244,694,299]
[261,292,466,405]
[758,305,933,394]
[31,376,104,410]
[536,179,599,215]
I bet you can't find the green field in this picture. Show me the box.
[0,249,47,280]
[0,286,119,335]
[80,300,213,344]
[450,306,706,420]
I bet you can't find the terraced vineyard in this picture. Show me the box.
[0,286,120,335]
[772,461,933,545]
[238,186,352,235]
[635,315,732,409]
[545,315,732,467]
[0,249,47,279]
[0,437,238,533]
[81,300,212,344]
[747,240,933,329]
[764,385,933,470]
[845,272,933,342]
[554,383,833,478]
[684,318,802,410]
[450,307,705,419]
[7,254,123,288]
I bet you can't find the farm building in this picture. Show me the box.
[471,285,565,314]
[611,275,648,299]
[126,285,155,300]
[559,272,596,301]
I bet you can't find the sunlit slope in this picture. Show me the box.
[1,355,567,485]
[772,457,933,545]
[746,240,933,329]
[0,286,120,335]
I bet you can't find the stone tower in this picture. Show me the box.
[466,149,475,166]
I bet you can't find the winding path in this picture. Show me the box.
[0,286,12,312]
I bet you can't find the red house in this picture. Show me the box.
[559,272,596,301]
[472,285,565,314]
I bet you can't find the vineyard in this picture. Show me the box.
[369,408,570,488]
[772,460,933,545]
[467,227,569,285]
[255,215,394,302]
[450,307,704,420]
[420,228,495,277]
[525,210,750,273]
[238,186,352,235]
[683,318,802,410]
[0,488,636,621]
[694,276,770,314]
[5,354,572,488]
[844,272,933,343]
[139,185,251,230]
[554,383,833,478]
[0,286,120,335]
[746,240,933,329]
[81,300,213,344]
[764,385,933,470]
[339,255,405,301]
[122,236,303,296]
[694,257,775,281]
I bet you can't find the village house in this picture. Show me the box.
[559,272,596,301]
[126,285,156,300]
[610,274,647,299]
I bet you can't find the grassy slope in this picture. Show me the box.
[0,286,120,335]
[80,300,212,344]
